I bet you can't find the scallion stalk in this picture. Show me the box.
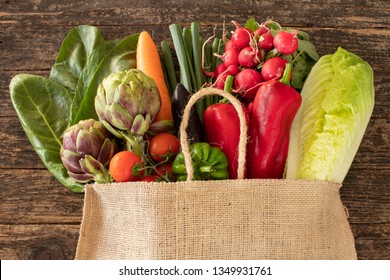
[161,40,177,95]
[169,24,192,93]
[182,27,197,92]
[191,22,203,90]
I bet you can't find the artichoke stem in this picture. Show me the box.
[94,169,111,184]
[123,134,146,159]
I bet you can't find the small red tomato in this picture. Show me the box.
[155,163,173,177]
[148,133,180,162]
[109,151,143,182]
[138,164,175,182]
[139,175,158,182]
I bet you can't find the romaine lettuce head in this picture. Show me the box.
[286,47,375,183]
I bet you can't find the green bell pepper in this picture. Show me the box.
[172,142,229,181]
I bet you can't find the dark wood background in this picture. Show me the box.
[0,0,389,260]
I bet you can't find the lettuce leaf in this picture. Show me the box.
[286,47,375,183]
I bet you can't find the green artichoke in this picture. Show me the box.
[60,119,116,183]
[95,69,161,135]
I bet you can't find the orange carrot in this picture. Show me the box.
[136,31,173,124]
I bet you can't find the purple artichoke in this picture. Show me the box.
[60,119,116,183]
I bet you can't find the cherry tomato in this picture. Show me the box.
[139,175,157,182]
[109,151,143,182]
[155,163,173,177]
[148,133,180,162]
[139,163,175,182]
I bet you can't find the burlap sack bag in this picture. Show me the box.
[75,88,357,260]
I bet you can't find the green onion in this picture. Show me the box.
[202,37,212,83]
[182,27,194,64]
[169,24,192,93]
[212,38,224,103]
[161,40,177,95]
[211,38,220,71]
[191,22,206,123]
[191,22,203,90]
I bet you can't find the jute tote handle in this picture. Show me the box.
[179,87,248,181]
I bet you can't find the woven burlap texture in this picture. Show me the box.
[75,179,357,260]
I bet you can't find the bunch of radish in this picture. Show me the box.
[204,20,300,100]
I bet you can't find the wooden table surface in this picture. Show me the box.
[0,0,389,260]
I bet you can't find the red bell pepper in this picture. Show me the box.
[203,102,250,179]
[247,64,301,179]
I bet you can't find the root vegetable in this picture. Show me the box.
[238,46,262,68]
[234,68,263,100]
[273,30,299,55]
[261,57,289,81]
[230,20,254,49]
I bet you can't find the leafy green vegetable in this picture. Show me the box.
[49,25,105,92]
[71,33,139,125]
[10,74,84,192]
[245,18,258,31]
[69,39,119,123]
[288,40,319,90]
[161,40,178,95]
[10,25,140,193]
[287,33,319,90]
[286,47,375,183]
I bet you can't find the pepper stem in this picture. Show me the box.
[280,63,292,85]
[199,165,212,173]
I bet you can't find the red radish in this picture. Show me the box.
[234,69,263,100]
[254,25,268,37]
[273,30,299,55]
[230,20,254,50]
[225,64,239,76]
[214,64,239,89]
[204,48,238,77]
[214,63,227,77]
[224,40,236,52]
[238,46,262,68]
[222,47,240,67]
[258,31,274,51]
[214,73,229,89]
[261,57,290,81]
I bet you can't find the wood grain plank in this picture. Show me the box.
[1,0,389,28]
[0,223,388,260]
[0,224,80,260]
[352,223,390,260]
[0,169,83,224]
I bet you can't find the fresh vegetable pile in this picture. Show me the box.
[9,19,375,193]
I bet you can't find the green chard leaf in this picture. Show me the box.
[10,74,84,192]
[70,33,139,125]
[49,25,105,92]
